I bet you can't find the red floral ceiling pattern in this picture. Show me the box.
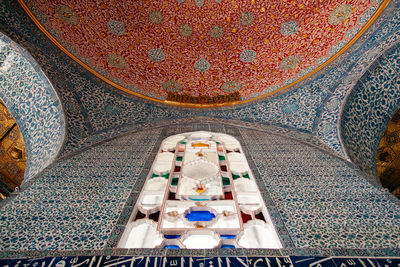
[24,0,379,106]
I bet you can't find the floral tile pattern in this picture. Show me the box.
[1,124,400,253]
[0,32,65,183]
[0,0,399,203]
[239,128,400,249]
[0,0,396,164]
[341,42,400,180]
[0,129,161,250]
[316,1,400,159]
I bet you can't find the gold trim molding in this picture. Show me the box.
[18,0,390,108]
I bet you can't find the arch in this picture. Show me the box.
[340,42,400,184]
[0,32,65,183]
[118,131,282,249]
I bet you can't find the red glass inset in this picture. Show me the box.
[241,212,252,223]
[224,192,233,200]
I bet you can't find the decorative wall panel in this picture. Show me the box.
[341,42,400,182]
[0,123,399,257]
[0,32,65,183]
[0,128,162,251]
[377,108,400,197]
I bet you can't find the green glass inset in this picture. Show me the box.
[171,178,179,186]
[243,173,250,179]
[232,174,241,180]
[151,173,158,178]
[218,155,226,161]
[176,156,183,161]
[180,141,186,144]
[222,177,230,186]
[162,172,170,179]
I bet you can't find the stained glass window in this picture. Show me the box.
[119,132,282,249]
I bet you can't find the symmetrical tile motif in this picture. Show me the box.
[0,32,65,183]
[0,0,398,165]
[23,0,382,104]
[0,0,400,191]
[341,42,400,181]
[240,128,400,249]
[0,129,161,251]
[1,124,400,254]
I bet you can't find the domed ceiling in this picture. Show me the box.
[21,0,383,107]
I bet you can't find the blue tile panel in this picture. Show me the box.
[0,128,162,250]
[0,32,65,183]
[239,128,400,249]
[0,124,399,252]
[0,0,399,163]
[315,1,400,156]
[340,42,400,181]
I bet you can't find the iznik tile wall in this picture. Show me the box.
[0,0,399,162]
[239,127,400,249]
[0,128,162,251]
[1,123,399,254]
[315,0,400,156]
[341,42,400,181]
[0,32,65,182]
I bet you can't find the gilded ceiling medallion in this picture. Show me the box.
[107,20,125,36]
[329,4,353,25]
[179,23,192,37]
[148,48,165,63]
[55,5,78,25]
[194,58,211,72]
[106,54,127,69]
[240,11,254,26]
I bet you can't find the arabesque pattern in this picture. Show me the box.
[23,0,382,105]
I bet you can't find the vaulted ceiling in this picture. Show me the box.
[22,0,382,106]
[1,0,398,190]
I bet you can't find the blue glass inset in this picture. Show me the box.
[164,245,180,249]
[189,197,210,201]
[221,245,235,248]
[220,235,236,239]
[185,210,216,221]
[164,235,181,239]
